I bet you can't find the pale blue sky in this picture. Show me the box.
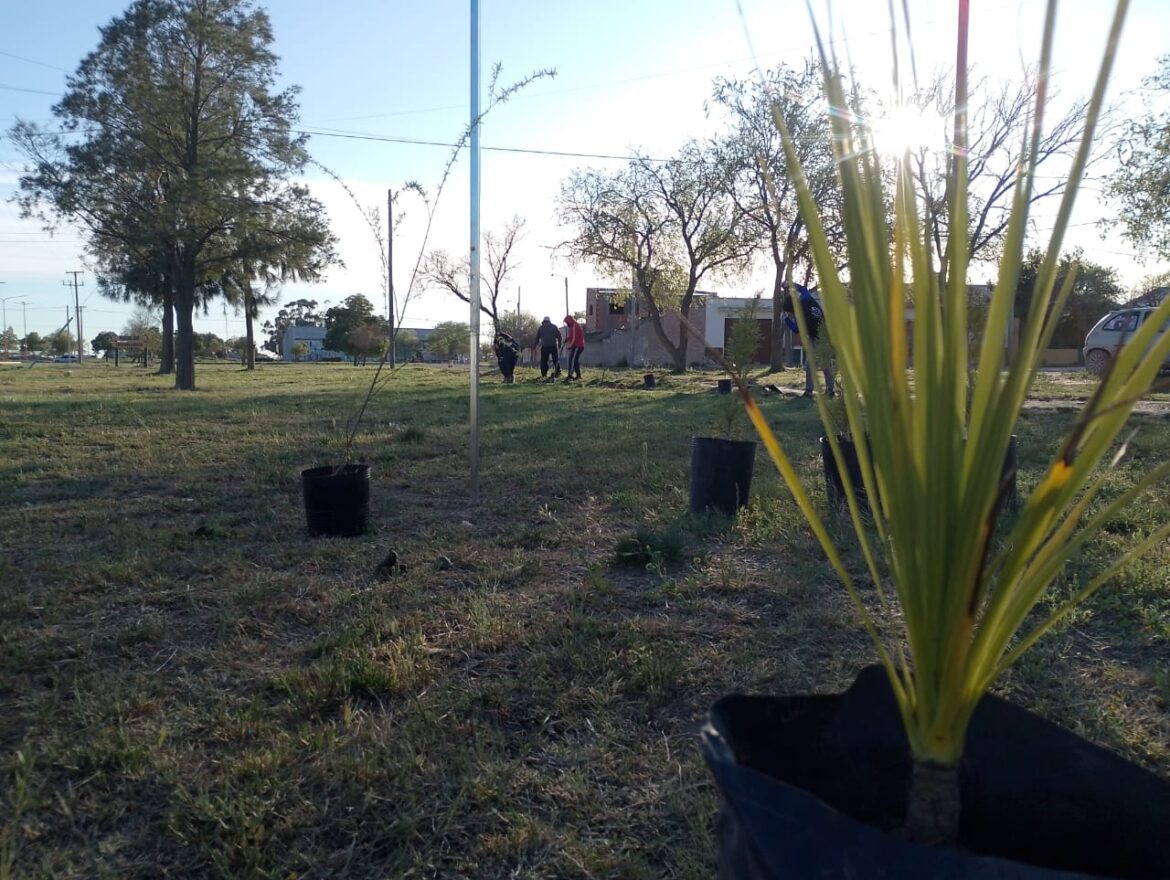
[1,0,1167,343]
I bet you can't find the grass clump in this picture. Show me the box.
[614,523,688,567]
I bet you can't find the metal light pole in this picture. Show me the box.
[549,274,569,318]
[387,188,396,366]
[468,0,482,503]
[0,291,16,359]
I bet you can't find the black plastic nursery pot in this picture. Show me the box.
[820,434,871,512]
[701,666,1170,879]
[301,464,371,537]
[822,434,1018,515]
[690,436,757,517]
[717,378,734,394]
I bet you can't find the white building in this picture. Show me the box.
[281,325,347,361]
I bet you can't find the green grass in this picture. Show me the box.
[0,360,1167,877]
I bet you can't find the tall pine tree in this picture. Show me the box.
[11,0,336,389]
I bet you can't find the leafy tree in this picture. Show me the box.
[559,141,755,372]
[264,298,321,353]
[1107,55,1170,263]
[291,340,310,360]
[1014,248,1123,348]
[421,216,526,330]
[223,336,248,358]
[230,280,278,370]
[91,235,178,373]
[346,322,389,366]
[427,321,471,359]
[193,333,224,356]
[49,329,76,356]
[217,201,337,370]
[2,327,19,355]
[10,0,336,391]
[391,328,419,362]
[22,332,45,353]
[710,60,845,369]
[91,330,118,353]
[324,294,383,363]
[494,311,540,350]
[123,308,162,355]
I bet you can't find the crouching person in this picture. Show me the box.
[494,331,521,383]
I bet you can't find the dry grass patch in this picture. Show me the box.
[0,362,1167,877]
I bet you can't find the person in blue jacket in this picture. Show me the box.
[782,282,835,398]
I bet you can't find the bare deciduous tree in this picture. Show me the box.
[903,69,1100,276]
[421,216,527,330]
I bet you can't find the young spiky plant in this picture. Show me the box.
[741,0,1170,844]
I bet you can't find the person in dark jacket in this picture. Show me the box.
[535,316,562,378]
[493,331,520,383]
[563,314,585,381]
[782,282,834,398]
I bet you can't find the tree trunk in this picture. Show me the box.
[903,757,960,847]
[174,268,197,391]
[640,301,687,373]
[244,306,256,370]
[671,334,688,373]
[770,268,788,372]
[159,290,175,375]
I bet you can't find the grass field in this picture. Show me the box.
[1,360,1168,878]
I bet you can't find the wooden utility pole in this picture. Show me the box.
[64,270,84,362]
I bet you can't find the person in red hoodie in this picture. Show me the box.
[563,314,585,382]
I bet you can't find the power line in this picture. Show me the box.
[294,126,663,162]
[0,82,62,96]
[0,50,68,72]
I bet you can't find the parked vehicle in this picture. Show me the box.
[53,354,80,363]
[1082,306,1170,375]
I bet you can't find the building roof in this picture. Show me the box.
[282,324,326,341]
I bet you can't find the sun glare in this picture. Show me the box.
[869,104,948,156]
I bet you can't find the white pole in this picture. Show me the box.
[387,188,396,366]
[468,0,481,503]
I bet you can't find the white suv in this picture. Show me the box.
[1083,307,1170,375]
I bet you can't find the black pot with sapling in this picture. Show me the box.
[301,363,379,537]
[703,666,1170,879]
[296,72,558,536]
[703,5,1170,877]
[301,463,371,537]
[821,432,1018,516]
[820,431,871,513]
[690,298,763,518]
[689,436,757,518]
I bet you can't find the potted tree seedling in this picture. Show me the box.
[689,296,763,517]
[300,64,554,536]
[703,1,1170,877]
[804,325,867,512]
